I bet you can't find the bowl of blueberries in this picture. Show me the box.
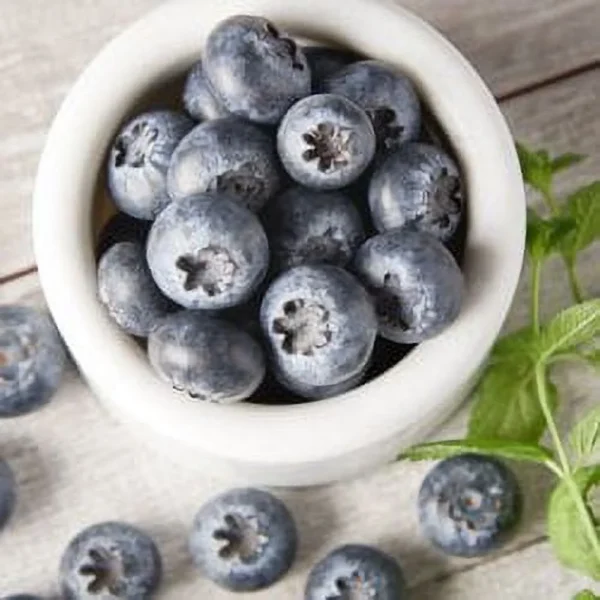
[32,0,526,487]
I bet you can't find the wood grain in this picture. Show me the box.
[0,0,599,278]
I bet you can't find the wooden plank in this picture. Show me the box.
[0,0,599,278]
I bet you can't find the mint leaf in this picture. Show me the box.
[526,209,576,261]
[468,360,558,443]
[516,142,554,194]
[580,349,600,369]
[488,327,539,364]
[551,152,586,174]
[573,592,600,600]
[548,466,600,579]
[570,406,600,464]
[399,439,556,467]
[560,181,600,260]
[539,300,600,361]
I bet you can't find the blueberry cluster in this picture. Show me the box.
[98,14,466,406]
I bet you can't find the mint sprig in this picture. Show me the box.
[400,144,600,581]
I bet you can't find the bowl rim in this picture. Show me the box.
[33,0,526,469]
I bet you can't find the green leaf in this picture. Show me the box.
[399,438,556,467]
[580,349,600,369]
[570,406,600,464]
[516,142,554,194]
[548,466,600,580]
[539,300,600,361]
[573,591,600,600]
[560,181,600,260]
[487,327,539,364]
[551,152,586,173]
[526,209,576,261]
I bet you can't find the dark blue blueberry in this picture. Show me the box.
[260,265,377,399]
[167,118,281,212]
[189,488,297,591]
[277,94,376,190]
[107,111,194,220]
[305,544,407,600]
[183,60,230,121]
[204,15,311,124]
[304,46,359,92]
[418,454,522,557]
[0,306,66,418]
[98,241,174,337]
[354,228,463,344]
[369,143,463,242]
[324,60,421,154]
[60,522,162,599]
[263,186,365,271]
[148,311,265,404]
[0,458,16,531]
[146,192,269,310]
[95,213,151,260]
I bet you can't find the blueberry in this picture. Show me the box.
[369,143,463,242]
[60,522,162,599]
[148,311,265,403]
[305,544,407,600]
[260,265,377,399]
[419,454,522,557]
[95,213,151,259]
[107,111,194,220]
[183,60,230,121]
[324,60,421,154]
[304,46,359,92]
[204,15,311,124]
[263,186,365,271]
[98,242,174,338]
[146,192,269,310]
[278,94,376,190]
[354,228,463,344]
[0,306,66,418]
[0,459,16,530]
[167,118,281,212]
[2,596,42,600]
[189,488,297,591]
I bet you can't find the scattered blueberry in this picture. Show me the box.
[148,311,265,403]
[95,213,151,260]
[0,306,66,418]
[418,454,522,557]
[146,192,269,310]
[204,15,311,124]
[354,228,463,343]
[60,522,162,599]
[263,186,365,271]
[304,46,359,92]
[0,459,16,531]
[183,60,230,121]
[369,142,463,242]
[98,242,174,338]
[107,110,194,220]
[324,60,421,154]
[305,544,407,600]
[189,488,297,591]
[260,265,377,399]
[167,118,281,212]
[278,94,376,190]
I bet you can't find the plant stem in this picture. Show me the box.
[535,363,600,562]
[531,260,542,334]
[565,257,585,304]
[542,187,559,214]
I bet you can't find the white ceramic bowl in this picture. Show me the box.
[33,0,525,487]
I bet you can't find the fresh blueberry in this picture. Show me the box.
[369,142,463,242]
[95,212,151,260]
[354,228,463,344]
[418,454,522,557]
[189,488,297,591]
[60,522,162,599]
[167,118,281,212]
[263,186,365,271]
[260,265,377,399]
[107,111,194,220]
[98,242,174,338]
[324,60,421,154]
[304,46,359,92]
[146,192,269,310]
[183,60,230,121]
[278,94,376,190]
[0,459,16,530]
[305,544,407,600]
[0,306,66,418]
[204,15,311,124]
[148,311,265,403]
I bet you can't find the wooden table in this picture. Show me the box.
[1,1,599,597]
